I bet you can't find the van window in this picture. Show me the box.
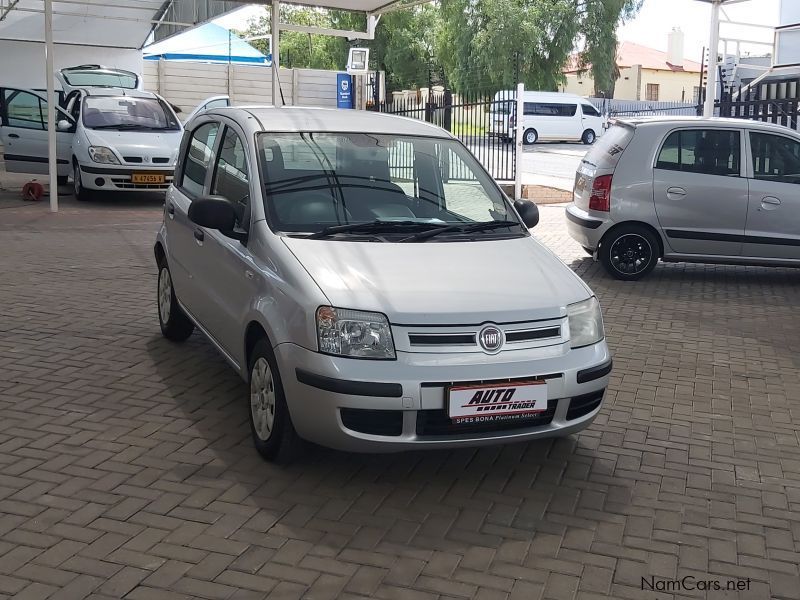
[581,103,601,117]
[656,129,740,176]
[750,132,800,185]
[523,102,577,117]
[181,122,219,197]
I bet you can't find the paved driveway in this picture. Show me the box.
[2,196,800,600]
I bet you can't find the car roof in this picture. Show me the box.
[205,106,455,138]
[618,115,800,135]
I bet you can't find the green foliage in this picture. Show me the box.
[240,0,641,96]
[579,0,643,96]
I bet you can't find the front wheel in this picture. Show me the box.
[249,339,302,463]
[523,129,538,145]
[599,225,660,281]
[73,163,94,201]
[157,262,194,341]
[582,129,596,145]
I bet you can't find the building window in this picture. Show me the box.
[646,84,660,102]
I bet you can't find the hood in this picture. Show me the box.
[84,129,183,164]
[282,236,592,325]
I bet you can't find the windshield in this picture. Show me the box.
[82,96,180,131]
[258,132,522,239]
[63,69,138,89]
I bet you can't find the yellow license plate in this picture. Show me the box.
[132,173,165,184]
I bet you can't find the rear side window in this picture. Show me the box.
[181,122,219,197]
[656,129,740,176]
[750,132,800,185]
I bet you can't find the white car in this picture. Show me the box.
[0,65,226,199]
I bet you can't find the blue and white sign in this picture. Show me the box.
[337,73,353,109]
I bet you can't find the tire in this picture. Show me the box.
[582,129,596,145]
[523,129,538,145]
[157,262,194,341]
[73,162,94,201]
[57,175,68,186]
[599,224,660,281]
[248,338,302,463]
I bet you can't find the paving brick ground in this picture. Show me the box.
[2,194,800,600]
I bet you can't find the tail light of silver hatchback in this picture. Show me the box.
[589,175,612,212]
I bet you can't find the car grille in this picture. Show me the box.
[121,157,171,165]
[340,408,403,436]
[416,400,558,436]
[566,390,604,420]
[123,156,143,163]
[152,157,170,164]
[397,319,566,354]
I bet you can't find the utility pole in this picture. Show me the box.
[703,0,721,117]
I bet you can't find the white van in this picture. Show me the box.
[489,90,514,140]
[509,92,604,145]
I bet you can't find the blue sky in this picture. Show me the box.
[215,0,781,62]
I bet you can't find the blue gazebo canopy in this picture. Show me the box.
[144,22,268,64]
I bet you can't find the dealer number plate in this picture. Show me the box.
[448,380,548,424]
[132,173,165,184]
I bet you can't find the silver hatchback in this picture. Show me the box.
[155,106,611,461]
[566,117,800,280]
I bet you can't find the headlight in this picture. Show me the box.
[316,306,395,359]
[88,146,120,164]
[567,296,604,349]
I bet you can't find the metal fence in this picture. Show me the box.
[590,98,700,118]
[717,79,800,132]
[376,92,515,182]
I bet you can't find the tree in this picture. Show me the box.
[579,0,642,97]
[437,0,642,95]
[241,7,344,70]
[240,6,438,91]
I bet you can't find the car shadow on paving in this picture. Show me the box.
[1,201,800,599]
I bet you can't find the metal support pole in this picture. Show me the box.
[513,82,524,201]
[45,0,58,212]
[271,0,280,106]
[704,0,721,117]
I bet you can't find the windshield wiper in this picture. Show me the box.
[400,220,523,242]
[90,123,166,130]
[306,220,448,240]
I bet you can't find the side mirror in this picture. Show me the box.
[188,196,246,241]
[57,119,72,131]
[514,199,539,228]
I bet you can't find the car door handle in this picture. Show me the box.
[666,187,687,200]
[167,203,175,218]
[193,229,204,244]
[760,196,781,209]
[7,133,19,139]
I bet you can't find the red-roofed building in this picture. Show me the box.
[560,30,704,102]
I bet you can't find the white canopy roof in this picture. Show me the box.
[0,0,165,48]
[0,0,402,49]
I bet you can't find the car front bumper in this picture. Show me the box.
[565,204,613,250]
[79,164,175,192]
[275,340,612,452]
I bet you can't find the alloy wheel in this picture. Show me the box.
[250,357,276,441]
[609,234,652,276]
[158,267,172,324]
